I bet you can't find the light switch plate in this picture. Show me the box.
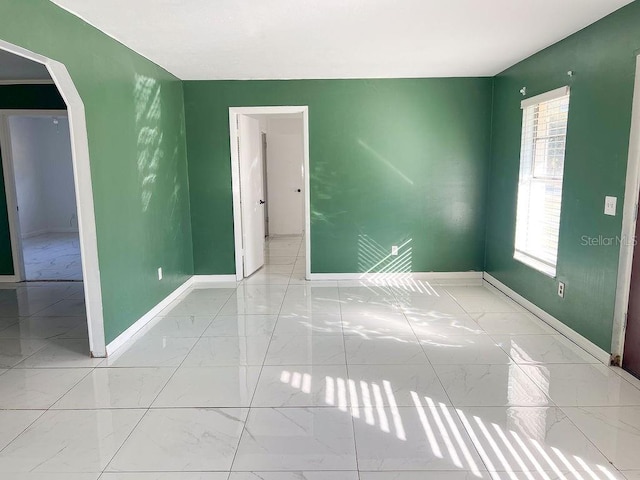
[605,196,617,216]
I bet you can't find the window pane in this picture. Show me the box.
[514,91,569,276]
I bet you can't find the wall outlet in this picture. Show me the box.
[391,245,399,256]
[157,267,163,280]
[605,196,617,216]
[558,281,565,298]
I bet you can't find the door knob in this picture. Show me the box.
[259,200,265,204]
[296,189,301,192]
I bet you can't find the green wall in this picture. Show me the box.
[0,1,194,344]
[184,79,493,275]
[485,1,640,351]
[0,84,67,275]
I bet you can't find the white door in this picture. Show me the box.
[265,118,305,235]
[238,115,265,277]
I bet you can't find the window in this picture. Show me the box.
[514,86,570,277]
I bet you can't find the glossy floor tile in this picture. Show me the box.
[252,364,349,407]
[519,363,640,406]
[562,406,640,470]
[152,365,261,407]
[53,367,175,409]
[0,337,48,367]
[1,236,639,478]
[419,334,511,365]
[457,406,612,475]
[265,334,346,365]
[229,473,358,480]
[0,409,144,472]
[0,410,43,450]
[346,363,451,406]
[108,408,247,472]
[0,367,89,408]
[434,364,551,407]
[22,232,83,281]
[353,404,485,472]
[233,407,357,471]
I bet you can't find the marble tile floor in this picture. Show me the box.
[22,232,83,281]
[1,236,640,478]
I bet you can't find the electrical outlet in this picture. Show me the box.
[605,196,617,216]
[558,281,565,298]
[391,245,399,256]
[157,267,163,280]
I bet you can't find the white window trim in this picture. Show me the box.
[521,85,570,109]
[514,251,556,278]
[514,85,570,278]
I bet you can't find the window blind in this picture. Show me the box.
[514,87,570,277]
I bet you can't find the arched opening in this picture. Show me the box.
[0,39,105,357]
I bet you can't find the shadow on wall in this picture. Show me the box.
[358,235,412,281]
[358,138,414,186]
[134,73,188,241]
[134,74,162,213]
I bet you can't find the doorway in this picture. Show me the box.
[614,54,640,375]
[0,40,105,357]
[2,112,82,282]
[229,106,310,281]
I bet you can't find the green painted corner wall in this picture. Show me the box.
[0,1,194,344]
[184,78,493,275]
[485,1,640,351]
[0,84,67,276]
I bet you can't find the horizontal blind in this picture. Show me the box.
[514,90,570,277]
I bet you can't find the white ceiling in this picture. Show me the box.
[50,0,632,80]
[0,49,50,81]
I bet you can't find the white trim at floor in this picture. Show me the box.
[105,274,238,355]
[483,272,611,365]
[191,275,238,284]
[105,270,612,366]
[105,277,193,356]
[308,271,484,282]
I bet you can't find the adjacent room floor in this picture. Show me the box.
[0,236,640,478]
[22,232,83,281]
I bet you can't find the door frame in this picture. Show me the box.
[0,39,106,357]
[0,109,69,282]
[613,54,640,363]
[229,106,310,281]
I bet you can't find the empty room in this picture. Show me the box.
[1,0,640,479]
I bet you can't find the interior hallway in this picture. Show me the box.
[0,236,639,478]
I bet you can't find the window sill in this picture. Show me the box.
[514,251,556,278]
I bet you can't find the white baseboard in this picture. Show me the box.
[0,275,19,283]
[105,274,239,356]
[105,277,193,356]
[483,272,611,365]
[307,271,483,284]
[191,275,238,284]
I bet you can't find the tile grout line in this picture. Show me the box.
[339,279,362,478]
[226,237,293,474]
[410,281,501,476]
